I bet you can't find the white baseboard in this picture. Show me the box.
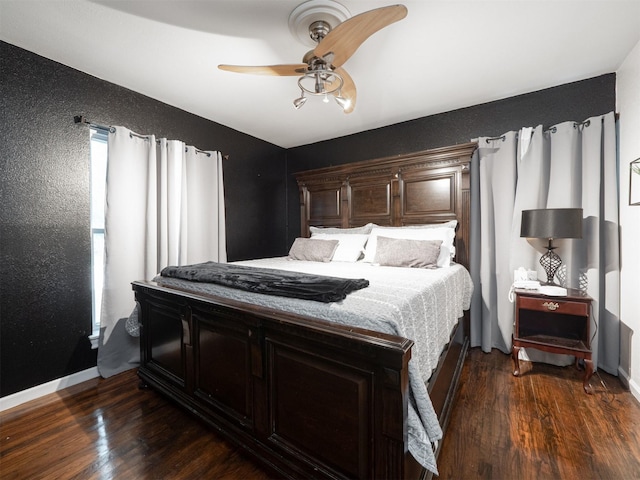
[0,367,100,413]
[618,366,640,404]
[618,366,631,388]
[629,379,640,404]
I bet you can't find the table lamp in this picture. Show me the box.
[520,208,583,285]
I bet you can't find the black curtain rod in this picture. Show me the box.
[73,115,229,160]
[74,115,115,133]
[483,116,618,145]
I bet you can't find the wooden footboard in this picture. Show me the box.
[134,280,467,479]
[136,280,420,479]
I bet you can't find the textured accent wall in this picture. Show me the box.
[285,74,616,246]
[0,38,617,399]
[0,41,286,397]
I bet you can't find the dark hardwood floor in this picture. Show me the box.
[1,348,639,479]
[0,370,273,480]
[438,348,640,480]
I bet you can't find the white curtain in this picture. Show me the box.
[97,127,226,376]
[470,112,620,374]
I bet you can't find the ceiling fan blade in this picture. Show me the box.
[333,67,356,114]
[314,4,408,68]
[218,64,308,76]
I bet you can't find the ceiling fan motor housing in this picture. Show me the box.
[309,20,331,43]
[288,0,351,47]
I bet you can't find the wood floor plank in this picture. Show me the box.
[438,348,640,480]
[0,372,273,480]
[2,349,640,479]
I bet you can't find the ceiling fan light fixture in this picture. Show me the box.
[221,3,407,114]
[293,93,307,109]
[298,69,343,95]
[334,94,350,110]
[295,69,345,110]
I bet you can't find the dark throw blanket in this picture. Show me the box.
[159,261,369,303]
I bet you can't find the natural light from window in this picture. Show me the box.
[90,128,108,343]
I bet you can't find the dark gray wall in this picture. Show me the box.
[285,74,616,246]
[0,41,286,397]
[0,38,616,399]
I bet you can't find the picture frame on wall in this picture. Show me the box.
[631,158,640,206]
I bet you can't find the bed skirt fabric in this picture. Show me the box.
[160,261,369,303]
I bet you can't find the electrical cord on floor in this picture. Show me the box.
[590,302,598,346]
[586,303,615,402]
[593,369,615,403]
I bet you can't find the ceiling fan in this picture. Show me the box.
[218,1,407,114]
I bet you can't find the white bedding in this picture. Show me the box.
[153,258,473,474]
[235,258,473,384]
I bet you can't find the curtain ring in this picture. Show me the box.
[485,134,506,143]
[574,119,591,131]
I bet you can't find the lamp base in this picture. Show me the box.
[540,239,562,285]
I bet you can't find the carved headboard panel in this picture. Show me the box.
[294,142,477,269]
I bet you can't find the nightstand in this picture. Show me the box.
[512,288,594,394]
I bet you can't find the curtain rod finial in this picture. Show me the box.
[74,115,87,124]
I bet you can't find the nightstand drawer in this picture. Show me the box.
[518,296,588,316]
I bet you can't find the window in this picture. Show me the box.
[89,127,108,345]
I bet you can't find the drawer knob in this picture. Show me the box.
[543,301,560,311]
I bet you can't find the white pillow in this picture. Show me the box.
[363,226,456,267]
[401,220,458,230]
[311,233,369,262]
[309,223,375,235]
[396,221,457,258]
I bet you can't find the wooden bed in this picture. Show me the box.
[132,142,477,479]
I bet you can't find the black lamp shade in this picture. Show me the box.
[520,208,583,239]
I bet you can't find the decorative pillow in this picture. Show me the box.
[310,233,369,262]
[309,223,375,235]
[363,225,456,267]
[374,236,442,268]
[288,238,338,262]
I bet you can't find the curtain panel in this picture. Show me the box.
[97,127,226,377]
[470,112,619,374]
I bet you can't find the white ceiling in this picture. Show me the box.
[1,0,639,148]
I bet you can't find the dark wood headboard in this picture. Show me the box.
[294,142,477,269]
